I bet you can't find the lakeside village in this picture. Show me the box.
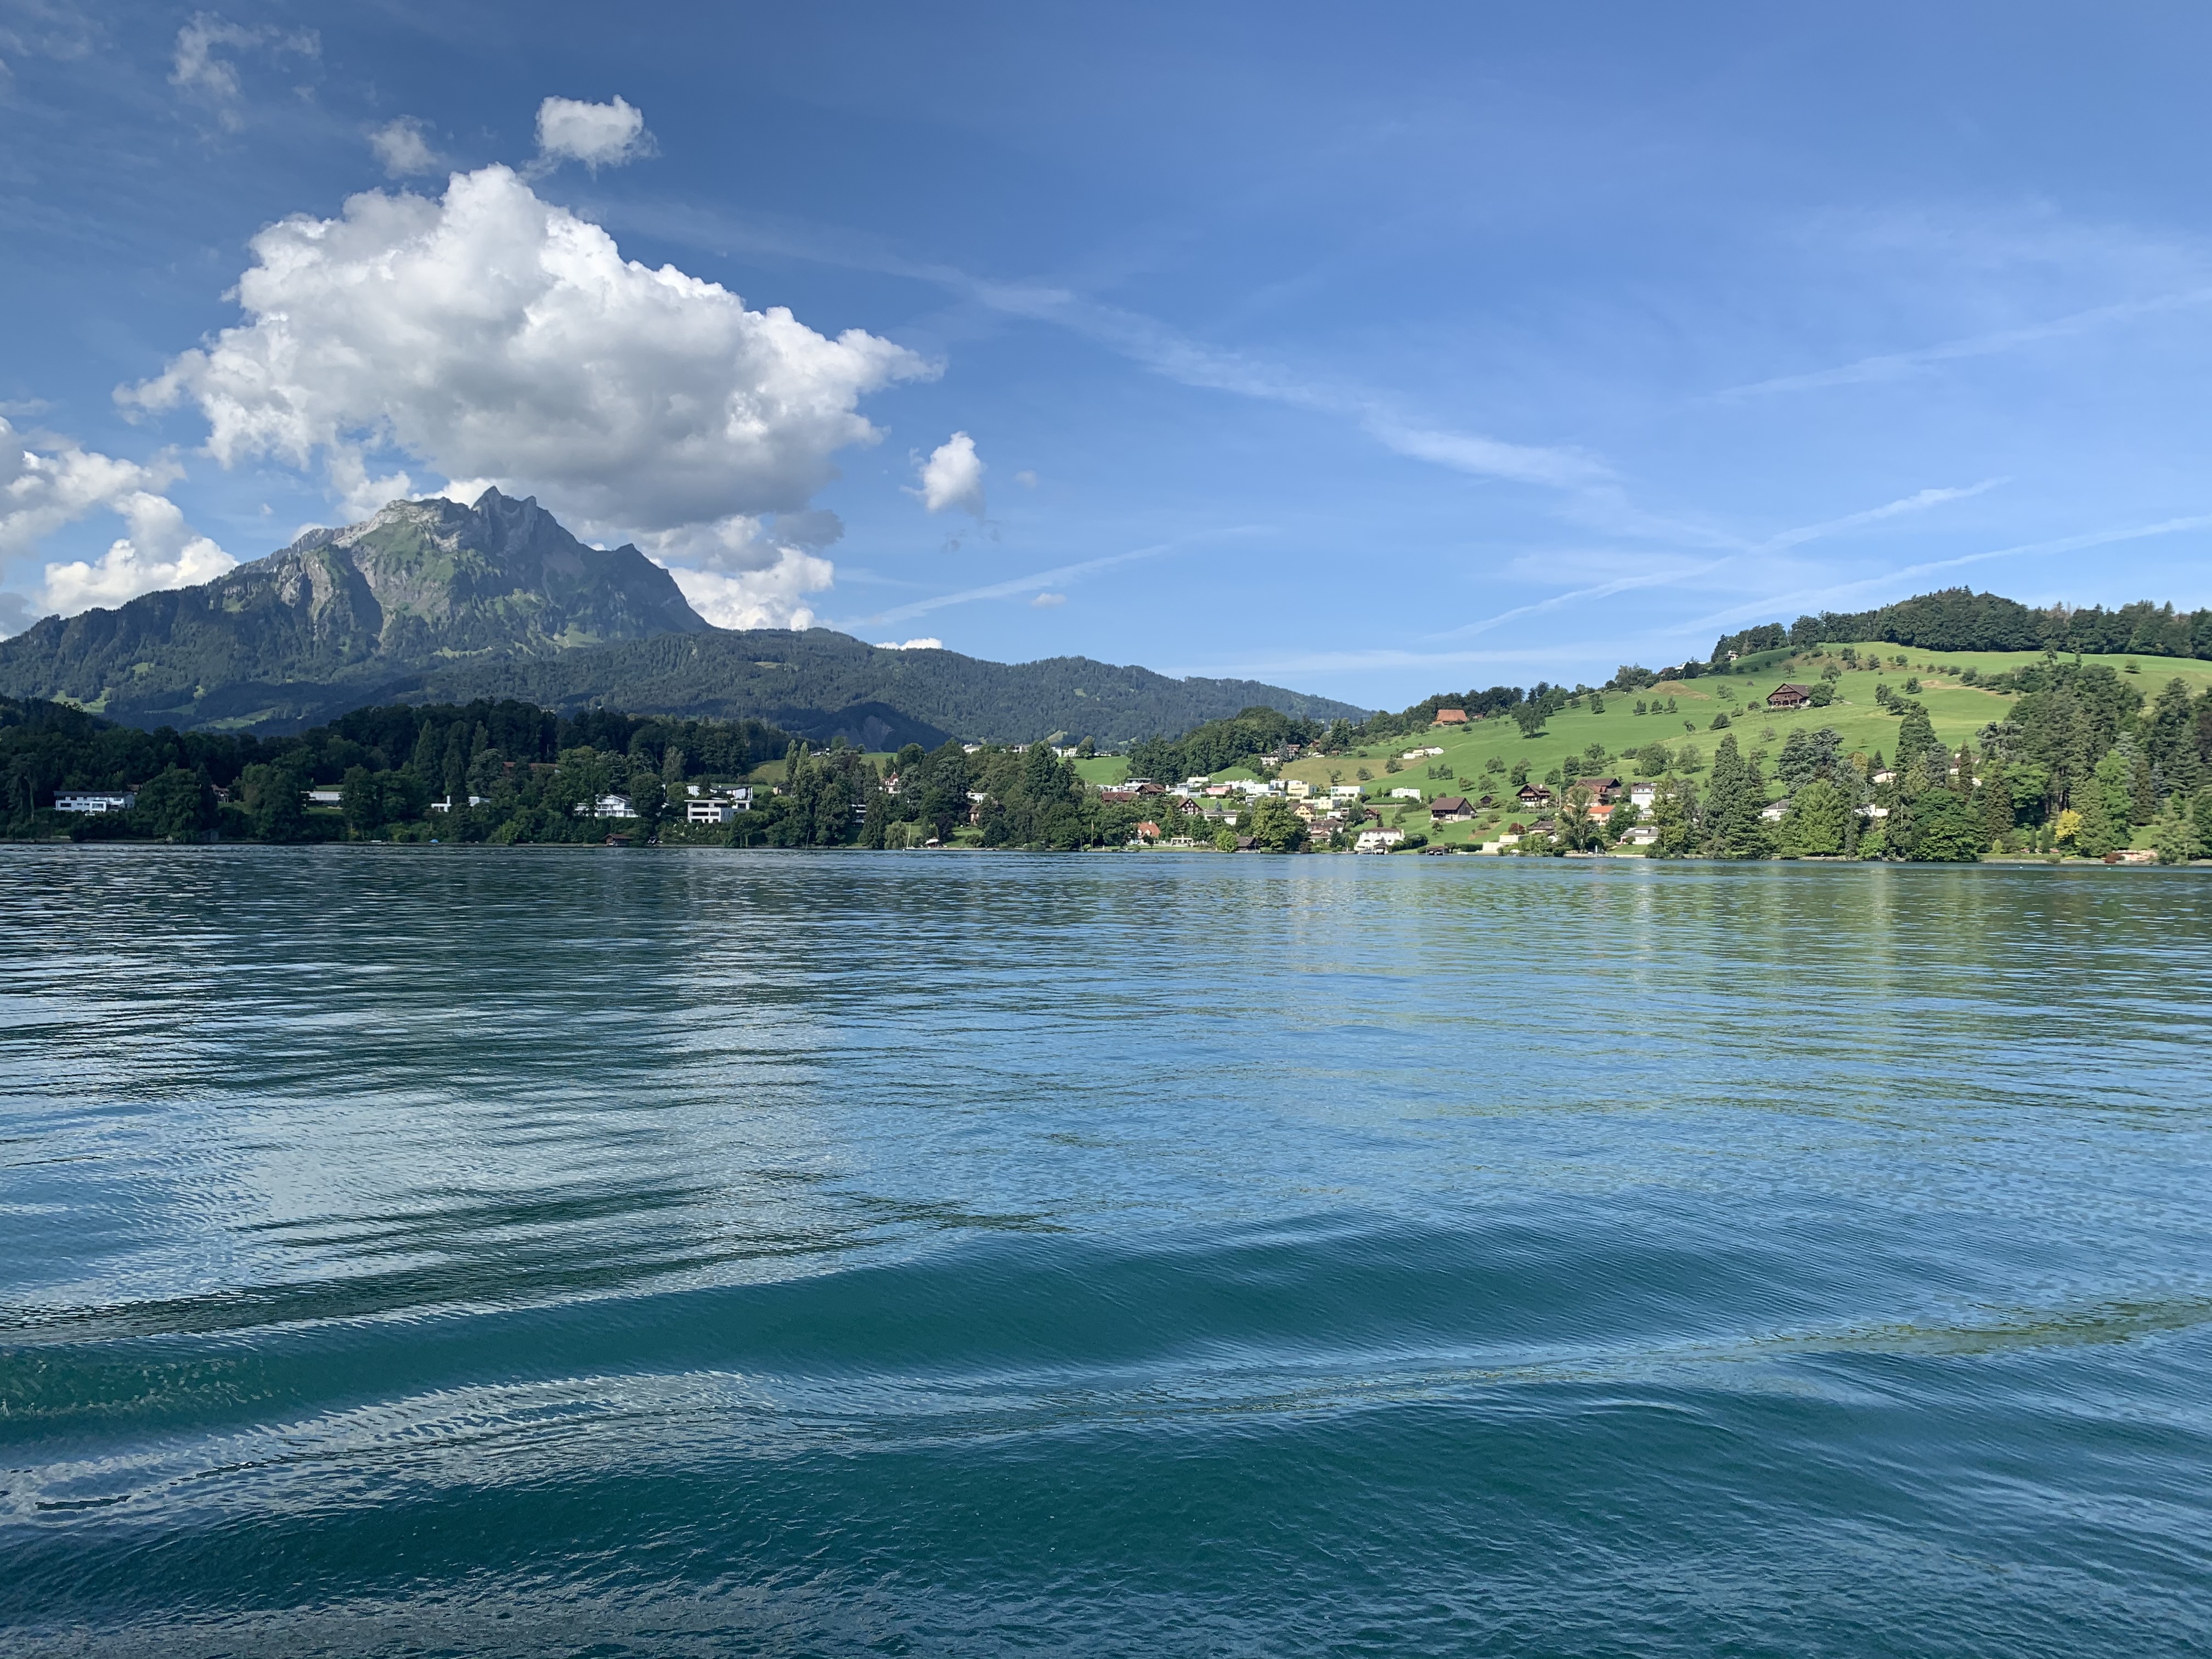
[17,633,2212,863]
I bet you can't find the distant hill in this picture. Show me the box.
[409,628,1370,748]
[1743,588,2212,663]
[0,489,709,730]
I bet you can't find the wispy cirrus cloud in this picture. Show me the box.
[1711,289,2212,400]
[1424,479,2003,643]
[589,198,1605,492]
[843,527,1269,630]
[1677,512,2212,636]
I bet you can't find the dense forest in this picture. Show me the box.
[1,696,789,845]
[1738,588,2212,663]
[0,695,1172,851]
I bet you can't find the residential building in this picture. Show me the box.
[1133,821,1162,842]
[1433,708,1469,725]
[1620,825,1659,847]
[1389,786,1424,800]
[428,795,489,812]
[1329,785,1362,800]
[1284,778,1312,798]
[1355,827,1405,853]
[1572,776,1623,802]
[53,789,137,814]
[1628,781,1660,812]
[574,793,638,819]
[686,790,753,823]
[1516,785,1555,808]
[1429,796,1473,822]
[1767,683,1814,710]
[1759,800,1787,822]
[303,787,343,806]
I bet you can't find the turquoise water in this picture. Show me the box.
[2,848,2208,1656]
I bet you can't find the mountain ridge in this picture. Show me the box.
[0,492,1368,743]
[402,628,1370,748]
[0,489,708,730]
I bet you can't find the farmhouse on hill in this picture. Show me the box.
[1429,795,1473,823]
[1433,708,1469,725]
[1767,682,1813,709]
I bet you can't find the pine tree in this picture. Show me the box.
[1700,735,1768,857]
[1894,702,1937,775]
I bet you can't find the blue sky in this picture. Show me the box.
[4,2,2211,708]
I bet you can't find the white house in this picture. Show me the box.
[1620,825,1658,847]
[1858,804,1889,820]
[1628,781,1659,811]
[1355,827,1406,853]
[302,787,343,806]
[1330,785,1362,800]
[1389,787,1423,800]
[573,793,639,819]
[1759,800,1787,822]
[428,795,488,813]
[1400,749,1426,761]
[53,789,137,814]
[686,789,752,823]
[1183,776,1211,791]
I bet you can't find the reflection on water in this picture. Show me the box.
[2,848,2209,1656]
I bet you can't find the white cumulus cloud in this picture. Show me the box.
[535,95,653,171]
[40,493,235,617]
[0,418,232,625]
[369,116,440,177]
[874,637,943,650]
[667,548,834,631]
[1029,591,1065,608]
[126,163,931,606]
[913,431,986,518]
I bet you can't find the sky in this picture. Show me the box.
[4,1,2211,709]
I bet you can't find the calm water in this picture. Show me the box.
[2,848,2208,1657]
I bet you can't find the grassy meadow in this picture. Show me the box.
[1093,644,2212,848]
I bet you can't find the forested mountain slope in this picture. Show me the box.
[409,628,1369,747]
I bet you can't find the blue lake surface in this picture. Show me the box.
[2,847,2209,1656]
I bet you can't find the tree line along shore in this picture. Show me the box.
[5,640,2211,864]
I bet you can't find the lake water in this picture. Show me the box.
[2,847,2208,1657]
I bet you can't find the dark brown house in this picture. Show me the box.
[1767,683,1813,709]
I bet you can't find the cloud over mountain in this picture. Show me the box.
[127,162,932,628]
[0,419,232,628]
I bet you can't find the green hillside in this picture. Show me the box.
[409,628,1368,748]
[1273,645,2212,851]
